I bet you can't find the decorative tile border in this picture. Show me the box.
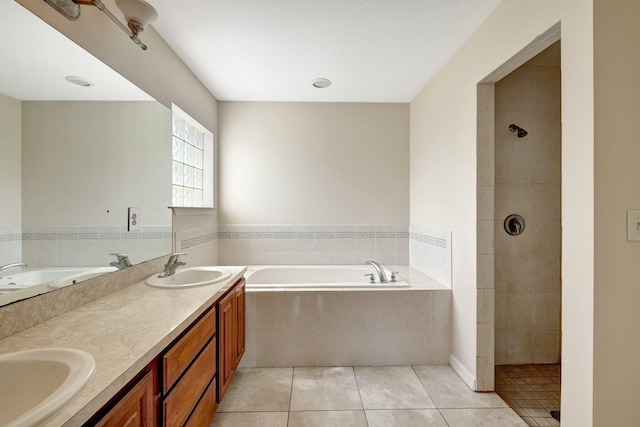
[410,232,448,248]
[0,225,172,268]
[180,232,218,250]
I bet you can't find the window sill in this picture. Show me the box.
[168,206,215,216]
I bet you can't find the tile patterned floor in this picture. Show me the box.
[211,366,527,427]
[495,364,561,427]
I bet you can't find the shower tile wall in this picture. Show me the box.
[494,43,561,365]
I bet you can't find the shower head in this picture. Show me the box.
[509,124,528,138]
[43,0,81,20]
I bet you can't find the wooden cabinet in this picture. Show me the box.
[218,279,245,402]
[161,307,217,427]
[93,369,156,427]
[85,277,246,427]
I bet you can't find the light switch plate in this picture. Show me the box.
[128,207,140,232]
[627,210,640,241]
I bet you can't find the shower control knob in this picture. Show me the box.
[504,214,525,236]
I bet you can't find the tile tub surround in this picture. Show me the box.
[214,366,526,427]
[218,223,452,286]
[240,272,451,367]
[0,226,22,266]
[218,224,410,266]
[0,266,246,426]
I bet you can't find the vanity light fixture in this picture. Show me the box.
[65,76,94,87]
[43,0,157,50]
[312,78,332,89]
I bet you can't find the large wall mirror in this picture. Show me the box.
[0,1,172,306]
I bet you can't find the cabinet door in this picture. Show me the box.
[218,290,237,400]
[235,280,246,362]
[95,370,155,427]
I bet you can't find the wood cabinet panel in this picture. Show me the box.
[218,290,236,401]
[94,370,154,427]
[235,282,246,362]
[184,378,217,427]
[163,307,216,393]
[218,278,246,402]
[163,339,216,427]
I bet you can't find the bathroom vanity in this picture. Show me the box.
[0,266,246,426]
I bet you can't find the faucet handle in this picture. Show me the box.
[167,252,187,263]
[111,253,128,261]
[390,271,400,282]
[364,273,376,283]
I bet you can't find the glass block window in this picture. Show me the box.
[171,105,214,207]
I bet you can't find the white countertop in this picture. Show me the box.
[0,266,247,426]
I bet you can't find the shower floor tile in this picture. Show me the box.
[495,364,561,426]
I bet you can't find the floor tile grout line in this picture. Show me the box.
[287,367,294,426]
[351,366,372,427]
[410,365,452,426]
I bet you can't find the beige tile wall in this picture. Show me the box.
[494,42,561,365]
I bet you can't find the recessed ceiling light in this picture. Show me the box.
[312,78,331,89]
[65,76,94,87]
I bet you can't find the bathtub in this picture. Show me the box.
[240,264,451,368]
[245,265,410,290]
[0,266,117,294]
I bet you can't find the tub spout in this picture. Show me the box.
[365,260,390,283]
[0,262,27,272]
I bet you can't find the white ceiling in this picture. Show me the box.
[0,1,152,101]
[150,0,503,102]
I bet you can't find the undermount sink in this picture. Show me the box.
[0,347,96,427]
[146,266,231,288]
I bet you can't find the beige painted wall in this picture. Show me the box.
[560,0,594,425]
[410,0,561,384]
[593,0,640,424]
[21,101,171,227]
[218,102,409,225]
[0,93,21,227]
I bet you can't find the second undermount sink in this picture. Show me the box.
[0,347,96,427]
[146,266,231,288]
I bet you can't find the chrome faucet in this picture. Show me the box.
[0,262,27,272]
[365,260,390,283]
[110,253,132,270]
[158,253,186,278]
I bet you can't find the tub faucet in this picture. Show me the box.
[0,262,27,272]
[110,253,132,270]
[159,253,186,278]
[365,260,390,283]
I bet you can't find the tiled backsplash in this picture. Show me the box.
[409,225,452,287]
[3,225,172,267]
[216,224,451,287]
[0,226,22,265]
[218,224,410,266]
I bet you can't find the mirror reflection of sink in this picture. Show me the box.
[146,267,232,288]
[0,347,96,427]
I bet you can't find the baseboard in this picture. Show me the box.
[450,354,477,391]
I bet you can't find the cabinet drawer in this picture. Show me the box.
[184,378,217,427]
[163,307,215,393]
[163,338,216,427]
[95,370,154,427]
